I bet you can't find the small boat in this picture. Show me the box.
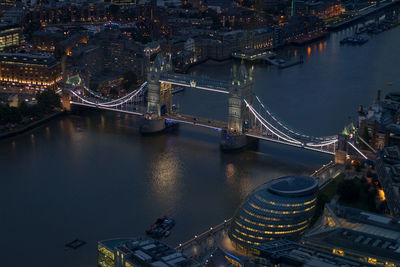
[146,216,175,239]
[340,36,368,45]
[65,239,86,250]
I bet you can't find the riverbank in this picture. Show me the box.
[0,110,64,140]
[327,0,400,30]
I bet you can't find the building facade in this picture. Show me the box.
[0,53,61,92]
[98,236,198,267]
[0,25,22,52]
[375,146,400,218]
[229,176,318,255]
[302,204,400,266]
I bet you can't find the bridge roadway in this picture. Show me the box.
[159,73,230,94]
[246,129,336,155]
[165,113,227,131]
[70,99,228,130]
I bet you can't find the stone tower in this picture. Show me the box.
[140,53,171,134]
[227,64,254,135]
[221,64,256,150]
[146,53,172,116]
[146,53,166,117]
[334,134,348,164]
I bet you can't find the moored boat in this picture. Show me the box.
[146,216,175,239]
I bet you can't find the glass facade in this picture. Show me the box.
[229,176,318,253]
[98,244,115,267]
[0,27,21,52]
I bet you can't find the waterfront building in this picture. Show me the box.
[358,92,400,149]
[0,25,22,53]
[112,0,137,6]
[0,0,16,7]
[229,176,318,255]
[56,33,89,57]
[0,7,24,25]
[24,3,110,25]
[31,31,65,54]
[275,15,327,47]
[302,204,400,266]
[0,53,61,92]
[211,239,372,266]
[375,146,400,218]
[295,0,343,19]
[98,236,199,267]
[248,27,274,50]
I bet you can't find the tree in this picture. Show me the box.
[123,71,138,92]
[109,5,120,19]
[36,89,61,114]
[310,193,330,226]
[0,104,22,124]
[18,101,30,117]
[338,179,360,202]
[109,88,119,97]
[24,22,41,42]
[361,126,371,149]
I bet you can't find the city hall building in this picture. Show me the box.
[229,176,318,255]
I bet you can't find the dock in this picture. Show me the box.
[264,57,304,69]
[327,0,400,30]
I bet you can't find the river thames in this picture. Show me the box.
[1,26,399,266]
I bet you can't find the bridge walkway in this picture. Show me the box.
[166,113,227,131]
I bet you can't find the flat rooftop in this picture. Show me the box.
[302,204,400,264]
[0,52,58,66]
[267,176,318,197]
[99,237,198,266]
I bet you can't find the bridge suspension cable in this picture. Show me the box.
[70,82,147,108]
[245,98,302,145]
[244,97,338,154]
[254,94,337,142]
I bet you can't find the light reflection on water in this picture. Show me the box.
[150,150,183,211]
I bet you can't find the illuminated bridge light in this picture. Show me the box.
[229,176,318,255]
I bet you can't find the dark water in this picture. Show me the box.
[1,26,399,267]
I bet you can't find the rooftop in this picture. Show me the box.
[99,237,198,267]
[0,53,58,67]
[302,204,400,264]
[267,176,318,197]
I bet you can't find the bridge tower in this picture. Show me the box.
[221,65,256,150]
[140,53,172,134]
[334,134,348,164]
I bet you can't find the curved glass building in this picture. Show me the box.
[229,176,318,254]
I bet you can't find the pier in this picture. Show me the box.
[264,57,304,69]
[328,0,400,30]
[176,219,232,263]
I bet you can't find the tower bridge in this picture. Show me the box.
[65,53,358,159]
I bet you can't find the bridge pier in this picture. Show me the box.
[139,115,166,134]
[220,131,258,151]
[220,132,247,150]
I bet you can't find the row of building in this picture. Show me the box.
[355,91,400,219]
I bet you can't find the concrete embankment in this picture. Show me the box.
[0,111,64,140]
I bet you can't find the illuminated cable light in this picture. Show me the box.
[347,141,368,159]
[70,84,146,108]
[255,94,337,141]
[244,100,301,144]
